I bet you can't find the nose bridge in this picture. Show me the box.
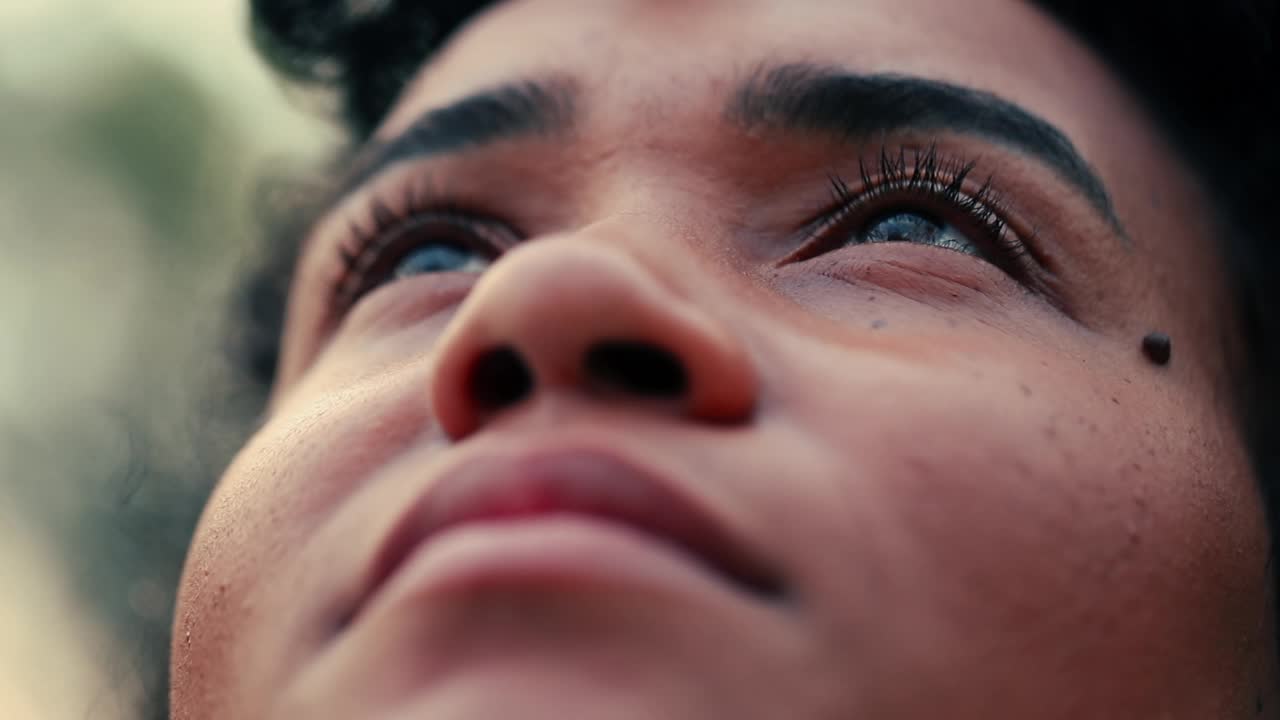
[466,238,701,380]
[427,233,758,439]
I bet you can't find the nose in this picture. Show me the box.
[427,239,758,439]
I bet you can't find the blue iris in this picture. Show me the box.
[392,244,490,279]
[860,212,978,256]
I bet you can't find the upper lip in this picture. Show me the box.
[356,444,784,616]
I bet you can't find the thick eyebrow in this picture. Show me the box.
[337,78,576,199]
[728,63,1124,233]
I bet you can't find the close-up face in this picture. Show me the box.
[172,0,1277,718]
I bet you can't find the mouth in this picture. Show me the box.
[356,446,786,619]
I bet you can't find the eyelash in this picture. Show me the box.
[329,144,1032,309]
[789,144,1031,275]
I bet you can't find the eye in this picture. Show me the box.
[783,147,1035,282]
[333,202,518,309]
[857,211,980,257]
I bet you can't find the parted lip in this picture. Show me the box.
[356,445,785,616]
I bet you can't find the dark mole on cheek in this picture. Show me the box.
[1141,332,1173,366]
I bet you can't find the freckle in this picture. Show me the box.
[867,295,877,302]
[1111,396,1120,405]
[871,319,888,330]
[1019,383,1032,397]
[1141,331,1172,366]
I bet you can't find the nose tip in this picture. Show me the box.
[427,240,758,439]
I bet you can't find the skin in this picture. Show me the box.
[172,0,1278,718]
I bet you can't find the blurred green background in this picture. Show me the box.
[0,2,337,717]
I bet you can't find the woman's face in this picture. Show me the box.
[172,1,1276,717]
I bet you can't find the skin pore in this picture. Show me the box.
[172,1,1277,718]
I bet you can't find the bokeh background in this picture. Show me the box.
[0,2,338,717]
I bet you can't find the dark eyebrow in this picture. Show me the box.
[728,63,1124,233]
[338,78,575,198]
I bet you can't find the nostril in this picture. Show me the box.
[584,341,688,398]
[469,345,534,410]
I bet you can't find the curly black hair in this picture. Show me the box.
[214,0,1279,716]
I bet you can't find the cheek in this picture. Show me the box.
[172,364,436,713]
[765,333,1268,711]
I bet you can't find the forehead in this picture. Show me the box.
[380,0,1139,162]
[367,1,1208,276]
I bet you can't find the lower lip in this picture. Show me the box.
[367,515,739,611]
